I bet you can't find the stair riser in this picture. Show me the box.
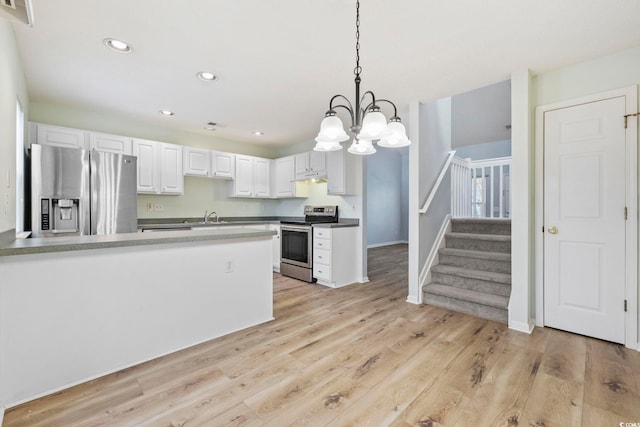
[424,292,508,324]
[445,237,511,253]
[432,272,511,297]
[451,222,511,235]
[439,254,511,274]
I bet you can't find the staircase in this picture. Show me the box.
[423,218,511,323]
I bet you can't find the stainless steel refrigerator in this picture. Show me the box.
[31,144,138,238]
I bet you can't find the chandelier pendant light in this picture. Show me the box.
[314,0,411,154]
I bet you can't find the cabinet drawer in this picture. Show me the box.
[313,237,330,250]
[313,228,331,240]
[313,264,332,281]
[313,247,331,266]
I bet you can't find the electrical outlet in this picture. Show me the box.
[224,260,234,273]
[154,203,164,211]
[146,202,153,212]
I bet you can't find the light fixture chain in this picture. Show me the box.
[354,0,361,77]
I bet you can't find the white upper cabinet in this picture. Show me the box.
[326,149,357,195]
[183,147,211,177]
[183,148,235,179]
[274,156,309,199]
[159,143,183,194]
[32,123,87,149]
[132,138,184,195]
[254,158,272,198]
[229,155,272,198]
[274,156,295,197]
[230,155,254,197]
[295,151,326,180]
[294,153,309,177]
[88,132,132,155]
[309,151,326,175]
[132,139,158,194]
[211,151,235,179]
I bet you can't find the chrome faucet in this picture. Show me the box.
[204,210,218,223]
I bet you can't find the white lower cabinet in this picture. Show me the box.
[312,226,360,288]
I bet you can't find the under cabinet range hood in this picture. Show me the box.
[30,144,138,238]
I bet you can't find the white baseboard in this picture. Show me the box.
[508,319,535,334]
[406,295,420,305]
[0,406,4,426]
[367,240,409,249]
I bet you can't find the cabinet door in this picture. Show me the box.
[211,151,235,179]
[159,143,184,194]
[183,147,210,176]
[36,124,86,149]
[254,158,271,198]
[327,149,357,195]
[294,153,309,176]
[309,151,326,174]
[89,132,132,155]
[326,149,345,194]
[274,156,295,197]
[233,155,254,197]
[132,139,158,194]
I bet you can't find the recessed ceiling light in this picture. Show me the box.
[159,110,174,116]
[204,122,217,130]
[253,131,264,136]
[103,38,132,53]
[197,71,218,82]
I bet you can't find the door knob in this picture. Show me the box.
[548,226,558,234]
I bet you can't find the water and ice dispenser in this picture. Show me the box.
[39,197,80,234]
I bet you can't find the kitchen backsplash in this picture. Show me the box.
[137,177,360,219]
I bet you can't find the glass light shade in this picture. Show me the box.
[377,121,411,148]
[347,138,376,155]
[358,110,390,140]
[313,140,343,151]
[315,115,349,143]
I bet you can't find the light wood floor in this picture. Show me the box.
[4,244,640,426]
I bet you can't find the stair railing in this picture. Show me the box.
[451,156,472,218]
[451,156,512,219]
[418,150,456,215]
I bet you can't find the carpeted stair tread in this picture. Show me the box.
[445,232,511,242]
[439,247,511,262]
[424,283,509,309]
[431,264,511,285]
[450,218,511,235]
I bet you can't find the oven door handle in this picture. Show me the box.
[281,225,311,232]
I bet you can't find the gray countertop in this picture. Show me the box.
[0,217,359,257]
[0,227,276,257]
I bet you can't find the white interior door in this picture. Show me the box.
[543,96,626,344]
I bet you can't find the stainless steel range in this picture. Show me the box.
[280,205,338,282]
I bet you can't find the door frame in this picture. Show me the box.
[534,86,638,350]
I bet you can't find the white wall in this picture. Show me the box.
[408,98,453,303]
[138,177,280,220]
[0,18,28,234]
[454,139,511,160]
[366,148,409,247]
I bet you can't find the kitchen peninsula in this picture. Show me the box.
[0,227,275,407]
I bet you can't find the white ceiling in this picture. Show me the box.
[7,0,640,148]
